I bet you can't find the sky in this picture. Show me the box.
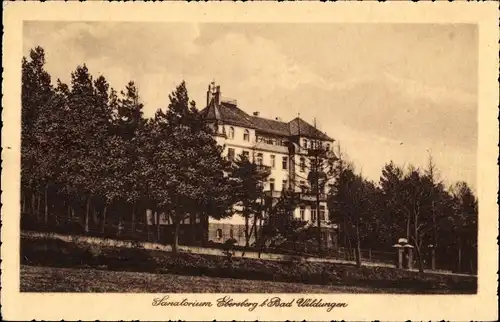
[23,22,478,190]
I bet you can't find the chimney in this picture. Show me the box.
[253,111,260,116]
[206,81,221,106]
[206,84,211,106]
[275,117,282,121]
[215,85,221,106]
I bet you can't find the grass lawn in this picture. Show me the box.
[21,265,413,293]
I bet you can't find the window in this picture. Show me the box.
[304,139,308,149]
[243,129,250,141]
[282,180,288,191]
[229,228,234,239]
[228,127,235,139]
[256,153,263,166]
[270,155,276,169]
[311,208,317,222]
[326,143,330,151]
[320,205,326,221]
[227,148,235,161]
[242,150,250,159]
[300,157,306,172]
[300,180,306,192]
[282,156,288,170]
[269,178,275,191]
[300,206,305,221]
[216,229,223,240]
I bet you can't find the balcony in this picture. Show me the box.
[255,164,272,173]
[263,190,327,202]
[297,192,327,202]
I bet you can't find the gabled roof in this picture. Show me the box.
[289,117,333,141]
[200,101,254,128]
[249,116,291,137]
[200,101,333,141]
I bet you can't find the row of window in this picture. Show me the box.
[302,138,331,151]
[227,148,324,176]
[228,148,289,169]
[227,127,250,141]
[256,135,288,147]
[225,126,331,152]
[299,205,327,222]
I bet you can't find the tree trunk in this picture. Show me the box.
[242,211,250,256]
[316,167,322,253]
[431,200,437,268]
[85,196,91,233]
[101,205,107,234]
[22,189,27,214]
[457,236,462,273]
[414,215,424,274]
[92,205,98,225]
[31,191,36,218]
[406,214,411,241]
[172,218,180,254]
[44,185,49,224]
[131,201,136,233]
[156,211,161,242]
[355,221,362,268]
[415,244,425,274]
[37,192,41,221]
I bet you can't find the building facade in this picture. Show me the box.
[200,82,338,249]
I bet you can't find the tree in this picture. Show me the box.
[449,181,478,273]
[21,47,54,219]
[150,81,233,253]
[113,81,146,232]
[302,140,338,253]
[258,186,304,256]
[330,162,376,268]
[379,161,407,243]
[64,66,113,233]
[228,153,271,250]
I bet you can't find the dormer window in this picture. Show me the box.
[228,127,235,139]
[243,129,250,141]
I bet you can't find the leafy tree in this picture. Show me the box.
[64,66,113,232]
[330,163,376,267]
[228,153,271,249]
[302,141,338,253]
[258,187,304,256]
[113,82,145,231]
[150,82,233,253]
[449,181,478,273]
[21,46,54,218]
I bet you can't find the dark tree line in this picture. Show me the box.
[21,46,478,273]
[21,46,233,252]
[328,151,477,273]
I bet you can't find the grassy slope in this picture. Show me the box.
[22,265,423,293]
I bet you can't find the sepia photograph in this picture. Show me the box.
[2,2,498,321]
[19,21,479,294]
